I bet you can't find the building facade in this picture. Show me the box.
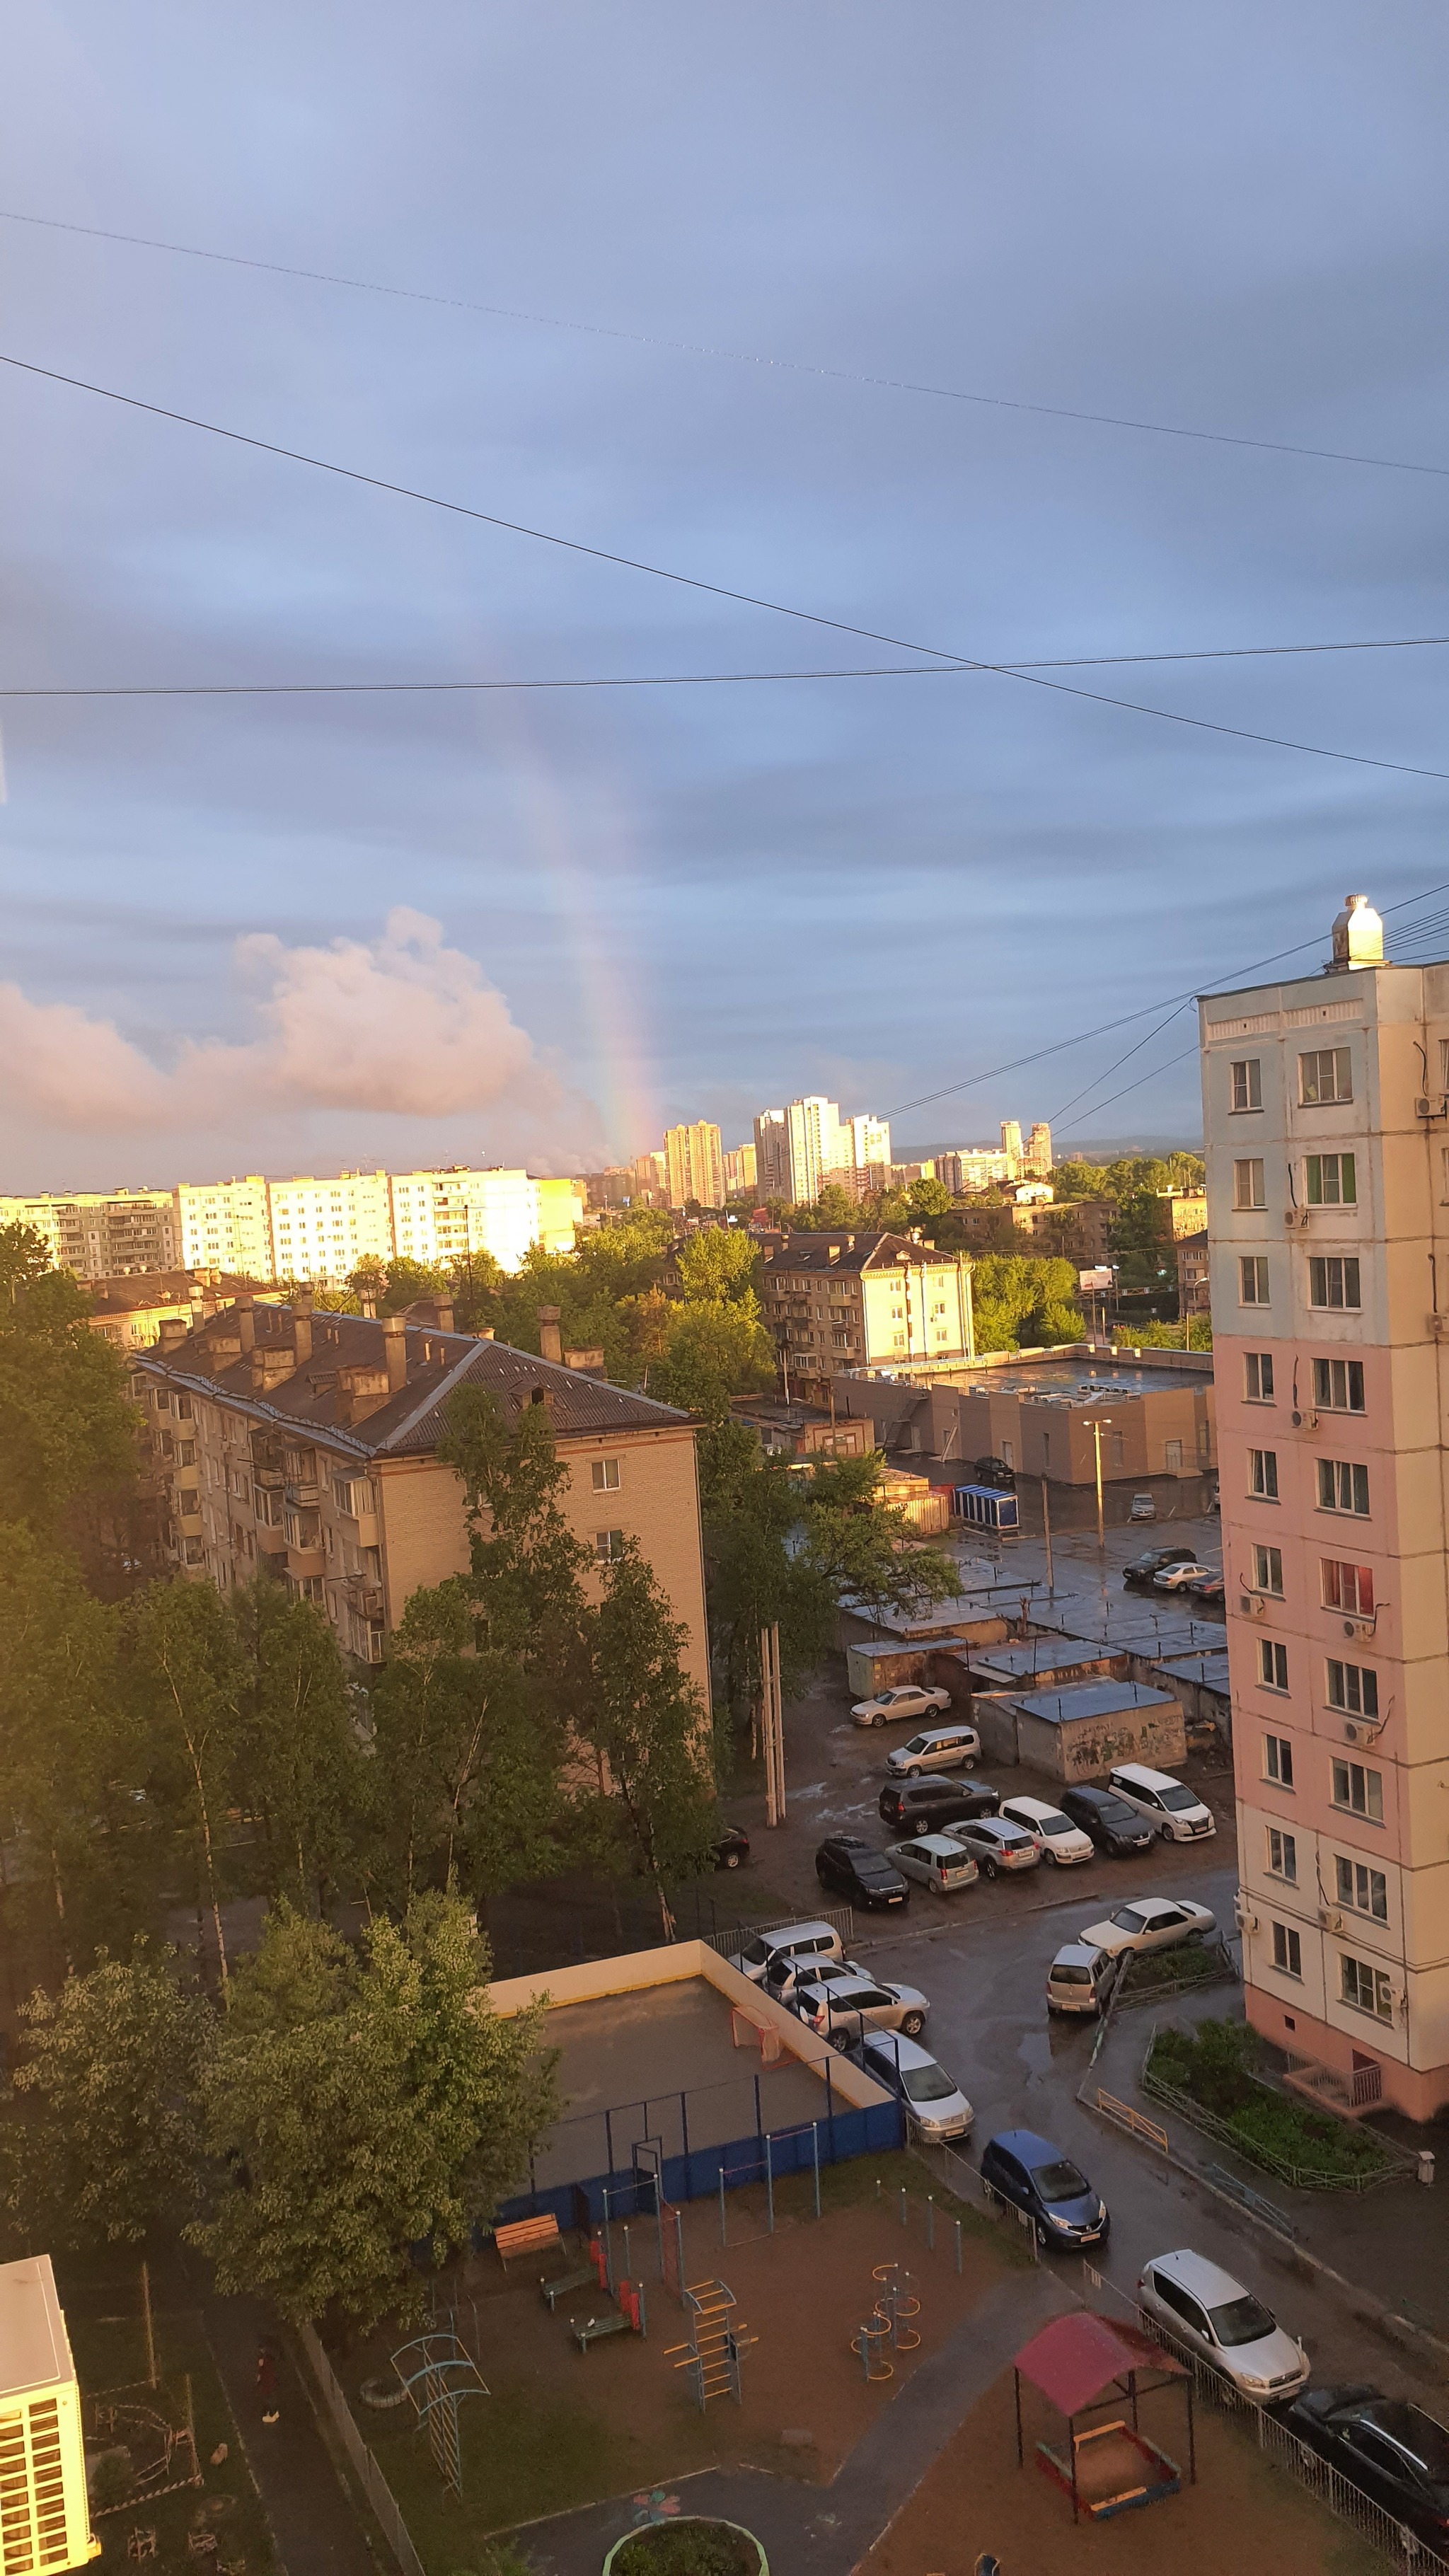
[137,1297,710,1697]
[0,2253,99,2573]
[722,1142,757,1198]
[759,1230,975,1385]
[175,1177,272,1276]
[1203,894,1449,2118]
[664,1121,725,1211]
[0,1189,178,1279]
[87,1270,277,1353]
[266,1171,394,1284]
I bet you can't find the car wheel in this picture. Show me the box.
[872,1712,886,1729]
[1160,1820,1175,1840]
[982,1859,998,1881]
[900,2011,926,2037]
[723,1849,742,1869]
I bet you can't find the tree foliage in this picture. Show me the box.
[969,1254,1085,1352]
[575,1544,717,1938]
[0,1223,140,1538]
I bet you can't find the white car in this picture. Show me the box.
[1046,1942,1119,2015]
[852,1683,952,1730]
[731,1920,844,1986]
[1151,1560,1218,1592]
[942,1816,1039,1878]
[1078,1895,1217,1959]
[886,1834,980,1896]
[1000,1796,1095,1866]
[1108,1763,1216,1843]
[793,1973,929,2047]
[856,2030,974,2141]
[761,1952,865,2004]
[1138,2248,1309,2402]
[884,1721,981,1777]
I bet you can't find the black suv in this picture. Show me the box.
[878,1775,1001,1833]
[1123,1544,1197,1590]
[1059,1784,1153,1857]
[814,1835,909,1911]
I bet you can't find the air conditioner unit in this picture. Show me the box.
[1240,1592,1266,1617]
[1318,1907,1344,1934]
[1290,1408,1319,1431]
[1344,1720,1366,1745]
[1344,1617,1375,1639]
[1414,1097,1449,1121]
[1235,1902,1259,1935]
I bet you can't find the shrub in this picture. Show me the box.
[1148,2020,1395,2183]
[611,2522,758,2576]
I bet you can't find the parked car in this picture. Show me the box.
[815,1834,911,1911]
[854,2030,974,2141]
[1108,1762,1216,1842]
[793,1971,928,2047]
[886,1834,980,1897]
[1046,1941,1118,2015]
[885,1721,981,1777]
[973,1455,1017,1491]
[1000,1795,1095,1866]
[1138,2249,1309,2401]
[1184,1571,1225,1605]
[981,2130,1109,2248]
[1152,1559,1218,1593]
[1281,2388,1449,2551]
[1128,1493,1157,1521]
[851,1682,952,1730]
[712,1824,750,1871]
[732,1919,845,1986]
[878,1775,1001,1833]
[1058,1784,1155,1857]
[1078,1895,1217,1959]
[763,1951,865,2003]
[1123,1544,1197,1590]
[942,1815,1039,1879]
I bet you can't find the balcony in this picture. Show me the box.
[255,1521,286,1555]
[285,1479,321,1509]
[1282,2052,1384,2120]
[253,1465,284,1491]
[177,1505,204,1537]
[345,1577,385,1619]
[286,1540,325,1579]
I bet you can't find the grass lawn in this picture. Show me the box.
[1145,2021,1401,2188]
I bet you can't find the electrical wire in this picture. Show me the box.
[3,630,1448,701]
[4,348,1449,785]
[1056,1041,1203,1136]
[1044,1002,1194,1126]
[5,203,1448,486]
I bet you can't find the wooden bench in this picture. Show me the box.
[494,2213,560,2268]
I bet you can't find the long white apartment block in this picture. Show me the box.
[174,1175,272,1276]
[0,2254,99,2572]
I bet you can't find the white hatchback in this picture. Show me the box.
[1138,2248,1309,2401]
[1000,1796,1095,1866]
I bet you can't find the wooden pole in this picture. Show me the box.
[1041,1477,1054,1598]
[141,2260,157,2389]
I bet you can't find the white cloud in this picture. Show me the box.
[0,911,543,1133]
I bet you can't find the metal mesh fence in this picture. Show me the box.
[293,2319,427,2576]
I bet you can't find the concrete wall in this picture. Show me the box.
[999,1693,1187,1783]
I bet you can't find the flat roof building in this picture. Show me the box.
[0,2253,100,2571]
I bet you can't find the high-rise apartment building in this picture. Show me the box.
[836,1112,891,1190]
[266,1171,393,1285]
[0,1190,178,1279]
[753,1109,790,1201]
[664,1122,725,1211]
[1024,1121,1053,1177]
[722,1143,757,1198]
[388,1167,583,1273]
[0,2253,100,2572]
[175,1176,272,1276]
[784,1097,842,1203]
[1204,893,1449,2118]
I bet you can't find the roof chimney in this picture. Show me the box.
[383,1313,408,1394]
[157,1315,188,1351]
[1329,892,1385,974]
[475,1325,495,1340]
[293,1298,313,1365]
[537,1304,563,1364]
[236,1294,255,1353]
[435,1298,454,1333]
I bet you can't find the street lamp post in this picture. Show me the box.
[1090,1418,1112,1556]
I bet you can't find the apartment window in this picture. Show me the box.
[1252,1542,1283,1595]
[1312,1356,1364,1413]
[1271,1923,1303,1979]
[1326,1658,1378,1720]
[1335,1856,1388,1922]
[1305,1153,1356,1206]
[1309,1255,1361,1311]
[1318,1458,1369,1517]
[1244,1352,1275,1402]
[594,1528,627,1564]
[1266,1828,1297,1883]
[1340,1954,1393,2021]
[1300,1046,1353,1105]
[1331,1758,1383,1823]
[1248,1448,1278,1499]
[1230,1058,1263,1112]
[591,1457,622,1491]
[1264,1733,1294,1789]
[1322,1559,1374,1618]
[1259,1638,1288,1692]
[1233,1158,1266,1211]
[1240,1256,1270,1305]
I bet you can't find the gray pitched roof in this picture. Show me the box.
[135,1303,691,1460]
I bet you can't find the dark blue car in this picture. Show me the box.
[979,2128,1109,2250]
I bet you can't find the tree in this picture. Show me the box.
[673,1228,759,1306]
[190,1896,556,2328]
[907,1176,953,1219]
[970,1254,1085,1352]
[0,1224,140,1541]
[799,1454,959,1633]
[700,1438,834,1736]
[577,1544,717,1939]
[0,1946,211,2252]
[125,1581,246,1992]
[346,1255,449,1317]
[439,1385,592,1671]
[648,1299,774,1415]
[231,1579,367,1911]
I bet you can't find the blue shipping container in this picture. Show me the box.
[953,1484,1020,1533]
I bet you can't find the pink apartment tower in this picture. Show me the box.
[1204,894,1449,2120]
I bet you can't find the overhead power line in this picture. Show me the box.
[4,630,1448,702]
[4,203,1448,486]
[4,350,1448,785]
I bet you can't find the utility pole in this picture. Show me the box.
[1041,1476,1054,1598]
[1090,1418,1112,1556]
[962,1256,976,1361]
[760,1623,785,1825]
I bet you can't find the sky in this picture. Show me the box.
[3,1,1449,1189]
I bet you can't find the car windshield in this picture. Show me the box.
[1158,1784,1200,1810]
[741,1938,770,1965]
[1039,1813,1073,1835]
[1109,1907,1148,1931]
[1031,2159,1092,2203]
[901,2064,959,2103]
[1208,2292,1278,2348]
[1373,2407,1449,2482]
[856,1859,897,1879]
[1099,1799,1141,1827]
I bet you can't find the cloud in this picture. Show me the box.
[0,911,541,1132]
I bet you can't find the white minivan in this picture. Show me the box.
[732,1920,845,1987]
[1046,1941,1117,2015]
[885,1721,981,1778]
[1107,1763,1216,1843]
[1001,1795,1095,1866]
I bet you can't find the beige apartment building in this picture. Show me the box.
[952,1196,1116,1264]
[175,1176,272,1276]
[87,1269,279,1353]
[722,1142,757,1199]
[136,1295,709,1694]
[0,1189,178,1278]
[664,1121,724,1211]
[759,1230,975,1388]
[388,1167,584,1272]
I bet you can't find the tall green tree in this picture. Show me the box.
[575,1543,717,1940]
[0,1946,211,2253]
[673,1230,759,1305]
[125,1581,246,1992]
[0,1223,139,1540]
[231,1578,366,1911]
[970,1253,1085,1352]
[191,1896,555,2327]
[800,1454,959,1631]
[439,1385,592,1673]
